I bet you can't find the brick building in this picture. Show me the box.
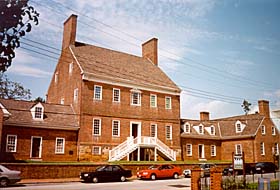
[0,99,79,162]
[181,100,280,163]
[46,15,182,161]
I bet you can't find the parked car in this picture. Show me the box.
[223,164,255,176]
[80,165,132,183]
[0,165,21,187]
[183,169,191,178]
[137,164,182,180]
[255,162,277,174]
[199,163,216,177]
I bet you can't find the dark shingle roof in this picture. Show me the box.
[71,42,181,94]
[0,98,79,130]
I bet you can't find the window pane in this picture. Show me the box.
[113,89,120,102]
[6,135,17,152]
[150,124,156,137]
[94,86,102,100]
[112,120,120,136]
[93,119,101,135]
[35,107,42,119]
[165,97,171,109]
[56,138,64,153]
[166,126,172,140]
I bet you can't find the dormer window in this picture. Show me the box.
[210,126,215,135]
[31,103,44,120]
[184,123,191,133]
[235,120,245,133]
[199,124,204,134]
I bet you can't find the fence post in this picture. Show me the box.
[191,168,203,190]
[210,167,223,190]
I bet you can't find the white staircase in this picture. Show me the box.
[109,136,176,161]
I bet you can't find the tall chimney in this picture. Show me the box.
[258,100,270,117]
[200,112,210,121]
[142,38,158,65]
[62,14,77,49]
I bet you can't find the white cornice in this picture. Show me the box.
[82,72,181,96]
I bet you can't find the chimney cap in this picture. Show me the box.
[142,38,158,46]
[64,14,78,25]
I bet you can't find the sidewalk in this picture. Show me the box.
[19,178,81,184]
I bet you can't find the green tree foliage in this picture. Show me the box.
[33,97,45,103]
[0,0,39,72]
[0,73,31,100]
[241,99,251,115]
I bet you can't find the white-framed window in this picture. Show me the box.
[113,88,120,102]
[94,85,102,100]
[92,146,101,155]
[131,91,141,106]
[93,118,101,136]
[54,72,58,83]
[273,143,279,155]
[150,124,157,137]
[112,120,120,137]
[211,145,216,156]
[165,96,172,109]
[69,62,73,74]
[186,144,192,156]
[74,88,78,102]
[272,126,276,135]
[260,142,265,155]
[150,94,157,108]
[199,125,204,134]
[235,144,242,155]
[236,123,242,133]
[55,138,65,154]
[210,126,215,135]
[6,135,17,152]
[60,98,64,105]
[35,107,43,119]
[166,125,172,140]
[184,123,191,133]
[261,125,265,135]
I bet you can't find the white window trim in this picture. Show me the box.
[199,124,204,134]
[235,120,245,133]
[260,142,265,155]
[150,94,157,108]
[186,144,192,156]
[166,125,172,140]
[92,146,101,155]
[112,120,120,137]
[55,137,65,154]
[235,144,242,155]
[69,62,73,75]
[150,124,157,137]
[54,72,58,83]
[6,135,17,152]
[93,118,101,136]
[94,85,103,100]
[261,125,266,135]
[184,123,191,133]
[30,136,42,158]
[272,126,276,135]
[210,126,215,135]
[130,91,141,106]
[74,88,78,102]
[211,145,216,156]
[165,96,172,109]
[113,88,120,103]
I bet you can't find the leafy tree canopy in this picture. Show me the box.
[0,0,39,72]
[33,96,45,103]
[241,99,251,115]
[0,73,31,100]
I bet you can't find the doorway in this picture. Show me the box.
[198,144,205,159]
[130,121,141,138]
[31,137,42,158]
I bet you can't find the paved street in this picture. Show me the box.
[6,178,191,190]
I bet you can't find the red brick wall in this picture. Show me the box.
[1,126,78,162]
[181,138,221,161]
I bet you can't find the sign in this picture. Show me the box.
[233,155,243,170]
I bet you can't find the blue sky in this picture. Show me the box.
[5,0,280,120]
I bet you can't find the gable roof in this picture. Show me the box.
[181,113,264,140]
[70,42,181,95]
[0,98,79,130]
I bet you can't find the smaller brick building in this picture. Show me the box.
[0,98,79,162]
[181,100,279,163]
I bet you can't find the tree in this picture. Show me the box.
[241,99,251,115]
[0,0,39,72]
[0,73,31,100]
[33,97,45,103]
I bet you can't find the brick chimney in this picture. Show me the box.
[258,100,270,117]
[200,112,210,121]
[62,14,78,49]
[142,38,158,65]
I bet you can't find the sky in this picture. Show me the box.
[5,0,280,121]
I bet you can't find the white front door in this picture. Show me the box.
[30,136,42,158]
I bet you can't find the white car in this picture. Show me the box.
[183,169,191,178]
[0,165,21,187]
